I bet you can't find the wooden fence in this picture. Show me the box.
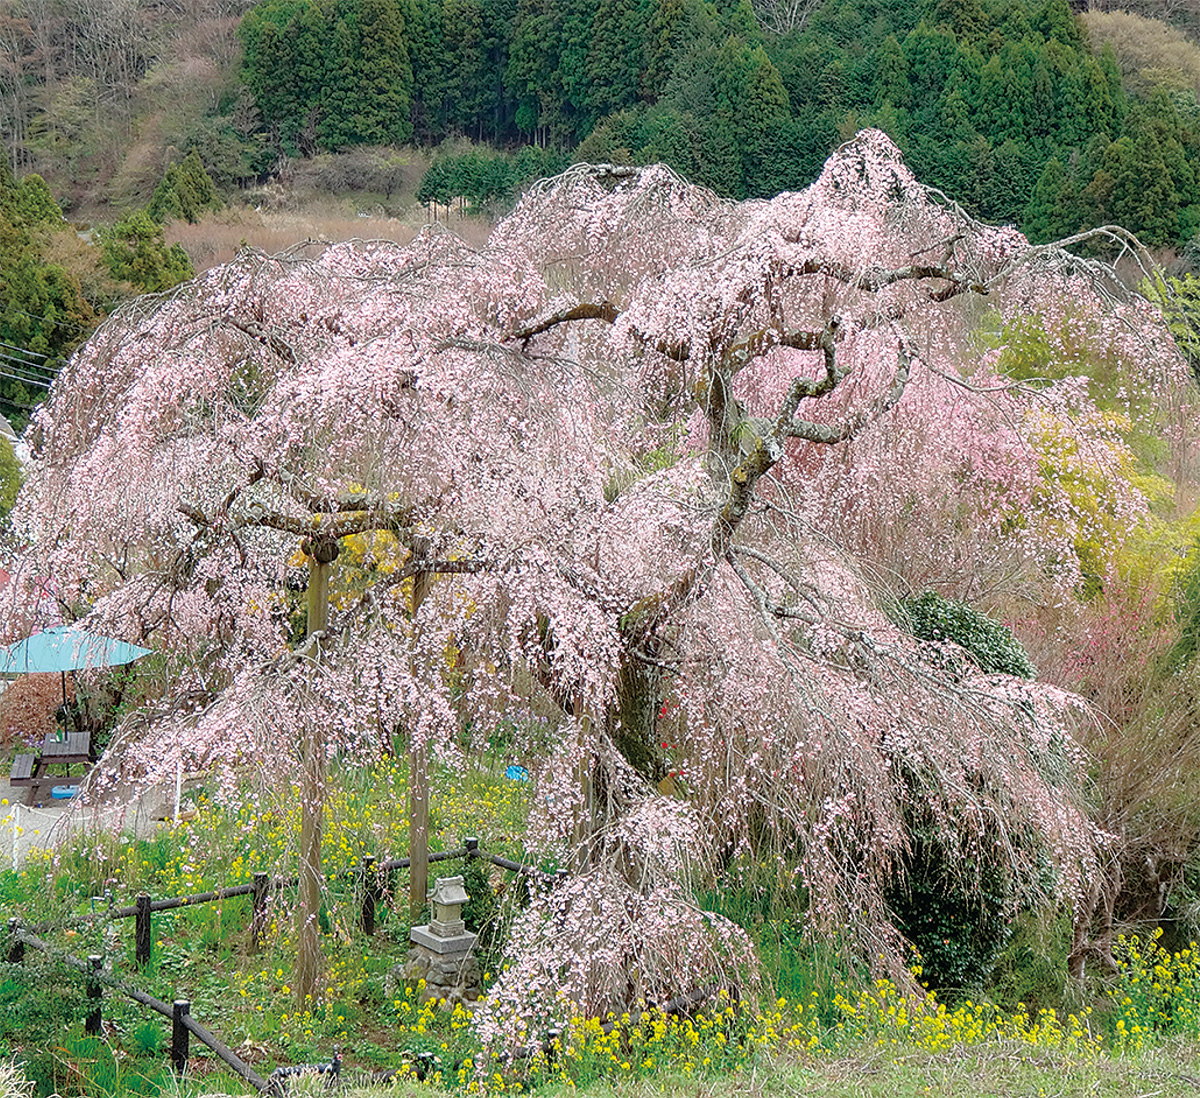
[6,837,561,1091]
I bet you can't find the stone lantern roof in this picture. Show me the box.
[430,876,469,907]
[410,874,477,955]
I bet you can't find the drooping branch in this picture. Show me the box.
[726,551,818,627]
[176,502,417,541]
[629,327,913,643]
[508,254,983,383]
[728,321,832,376]
[283,480,405,516]
[730,544,822,612]
[221,316,297,364]
[775,256,985,298]
[508,300,690,361]
[219,458,265,519]
[771,317,844,424]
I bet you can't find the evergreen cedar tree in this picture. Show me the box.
[13,131,1195,1037]
[234,0,1199,247]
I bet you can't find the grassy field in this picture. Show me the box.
[5,755,1200,1097]
[29,1042,1200,1098]
[163,194,493,274]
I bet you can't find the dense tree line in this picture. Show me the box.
[0,154,215,424]
[2,0,1198,245]
[236,0,1200,244]
[0,166,94,424]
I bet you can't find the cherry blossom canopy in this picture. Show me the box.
[13,130,1195,1028]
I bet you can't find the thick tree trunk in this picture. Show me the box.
[611,657,665,783]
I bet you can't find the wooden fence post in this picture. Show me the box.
[464,837,479,861]
[135,893,152,967]
[171,1000,191,1074]
[251,872,268,949]
[86,955,103,1035]
[6,918,22,965]
[360,855,377,936]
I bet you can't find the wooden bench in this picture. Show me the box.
[10,754,36,784]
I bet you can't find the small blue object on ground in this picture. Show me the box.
[505,765,529,782]
[51,785,79,799]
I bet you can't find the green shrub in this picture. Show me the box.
[985,910,1072,1016]
[886,825,1014,995]
[147,150,222,225]
[0,958,86,1045]
[98,211,194,294]
[0,436,20,523]
[125,1019,163,1057]
[897,591,1035,678]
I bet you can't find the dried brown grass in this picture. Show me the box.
[0,673,73,749]
[166,203,494,273]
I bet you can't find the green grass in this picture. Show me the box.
[120,1041,1200,1098]
[6,754,1200,1097]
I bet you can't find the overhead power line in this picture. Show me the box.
[0,351,55,379]
[0,339,47,360]
[4,308,94,334]
[0,357,52,388]
[0,367,50,390]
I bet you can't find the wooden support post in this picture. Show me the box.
[6,918,23,965]
[298,535,339,1007]
[409,537,432,922]
[251,872,269,949]
[360,855,377,936]
[86,955,103,1035]
[171,1000,191,1074]
[135,892,152,967]
[409,744,428,921]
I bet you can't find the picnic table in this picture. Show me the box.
[9,729,92,805]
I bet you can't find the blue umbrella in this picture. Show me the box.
[0,625,153,705]
[0,625,152,675]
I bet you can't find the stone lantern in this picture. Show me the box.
[402,873,481,1007]
[429,875,469,936]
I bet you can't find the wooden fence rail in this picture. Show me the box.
[7,926,268,1091]
[23,840,556,960]
[3,841,711,1094]
[28,837,561,964]
[6,835,564,1086]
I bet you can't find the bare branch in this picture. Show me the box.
[726,552,819,626]
[785,341,912,445]
[222,317,297,364]
[177,502,208,526]
[510,302,620,345]
[773,317,844,427]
